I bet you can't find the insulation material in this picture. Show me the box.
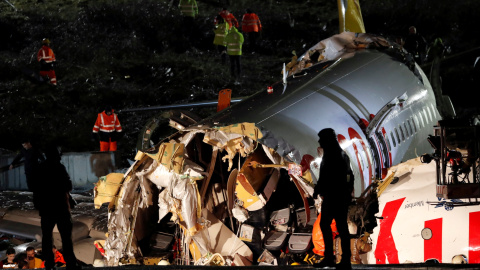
[204,123,261,171]
[147,160,201,234]
[232,205,248,223]
[200,209,253,263]
[213,123,263,141]
[145,142,185,174]
[262,144,284,165]
[93,173,124,209]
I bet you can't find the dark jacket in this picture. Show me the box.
[313,137,354,200]
[34,149,73,216]
[11,147,44,176]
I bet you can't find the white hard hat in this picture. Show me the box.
[452,254,467,264]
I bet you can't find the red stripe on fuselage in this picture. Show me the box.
[348,128,373,184]
[374,197,405,264]
[469,211,480,263]
[424,218,442,262]
[338,134,364,186]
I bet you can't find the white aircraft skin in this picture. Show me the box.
[194,35,480,264]
[366,160,480,264]
[202,44,441,195]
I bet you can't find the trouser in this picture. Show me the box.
[320,197,351,263]
[229,55,241,78]
[41,213,77,269]
[100,139,117,152]
[182,16,195,45]
[217,45,227,64]
[247,31,259,50]
[39,70,57,85]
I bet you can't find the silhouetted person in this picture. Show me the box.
[404,26,427,64]
[9,138,44,191]
[35,144,79,270]
[313,128,353,269]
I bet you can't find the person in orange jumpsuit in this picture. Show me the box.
[37,38,57,86]
[241,9,262,51]
[214,7,238,30]
[92,105,123,152]
[40,245,67,268]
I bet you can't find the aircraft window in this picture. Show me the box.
[395,128,401,144]
[412,116,418,133]
[430,104,437,119]
[404,123,410,137]
[426,107,433,122]
[423,109,429,124]
[418,112,425,128]
[399,125,405,141]
[385,133,392,149]
[407,119,414,134]
[390,131,396,147]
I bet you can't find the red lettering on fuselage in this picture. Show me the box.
[375,197,405,264]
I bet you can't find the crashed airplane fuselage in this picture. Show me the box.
[94,32,457,266]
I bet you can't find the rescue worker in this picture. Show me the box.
[225,26,244,83]
[26,247,43,269]
[178,0,198,47]
[36,144,80,270]
[313,128,353,270]
[178,0,198,18]
[403,26,427,64]
[9,138,45,191]
[215,7,238,29]
[92,105,122,152]
[41,245,66,268]
[0,248,17,269]
[213,14,229,64]
[241,9,262,51]
[37,38,57,86]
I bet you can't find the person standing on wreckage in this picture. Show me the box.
[35,144,80,270]
[313,128,354,270]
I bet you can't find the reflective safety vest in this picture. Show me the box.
[213,21,229,46]
[242,13,262,33]
[92,111,122,134]
[178,0,198,18]
[37,45,56,63]
[225,27,244,56]
[222,13,239,29]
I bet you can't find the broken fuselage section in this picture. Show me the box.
[94,122,319,266]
